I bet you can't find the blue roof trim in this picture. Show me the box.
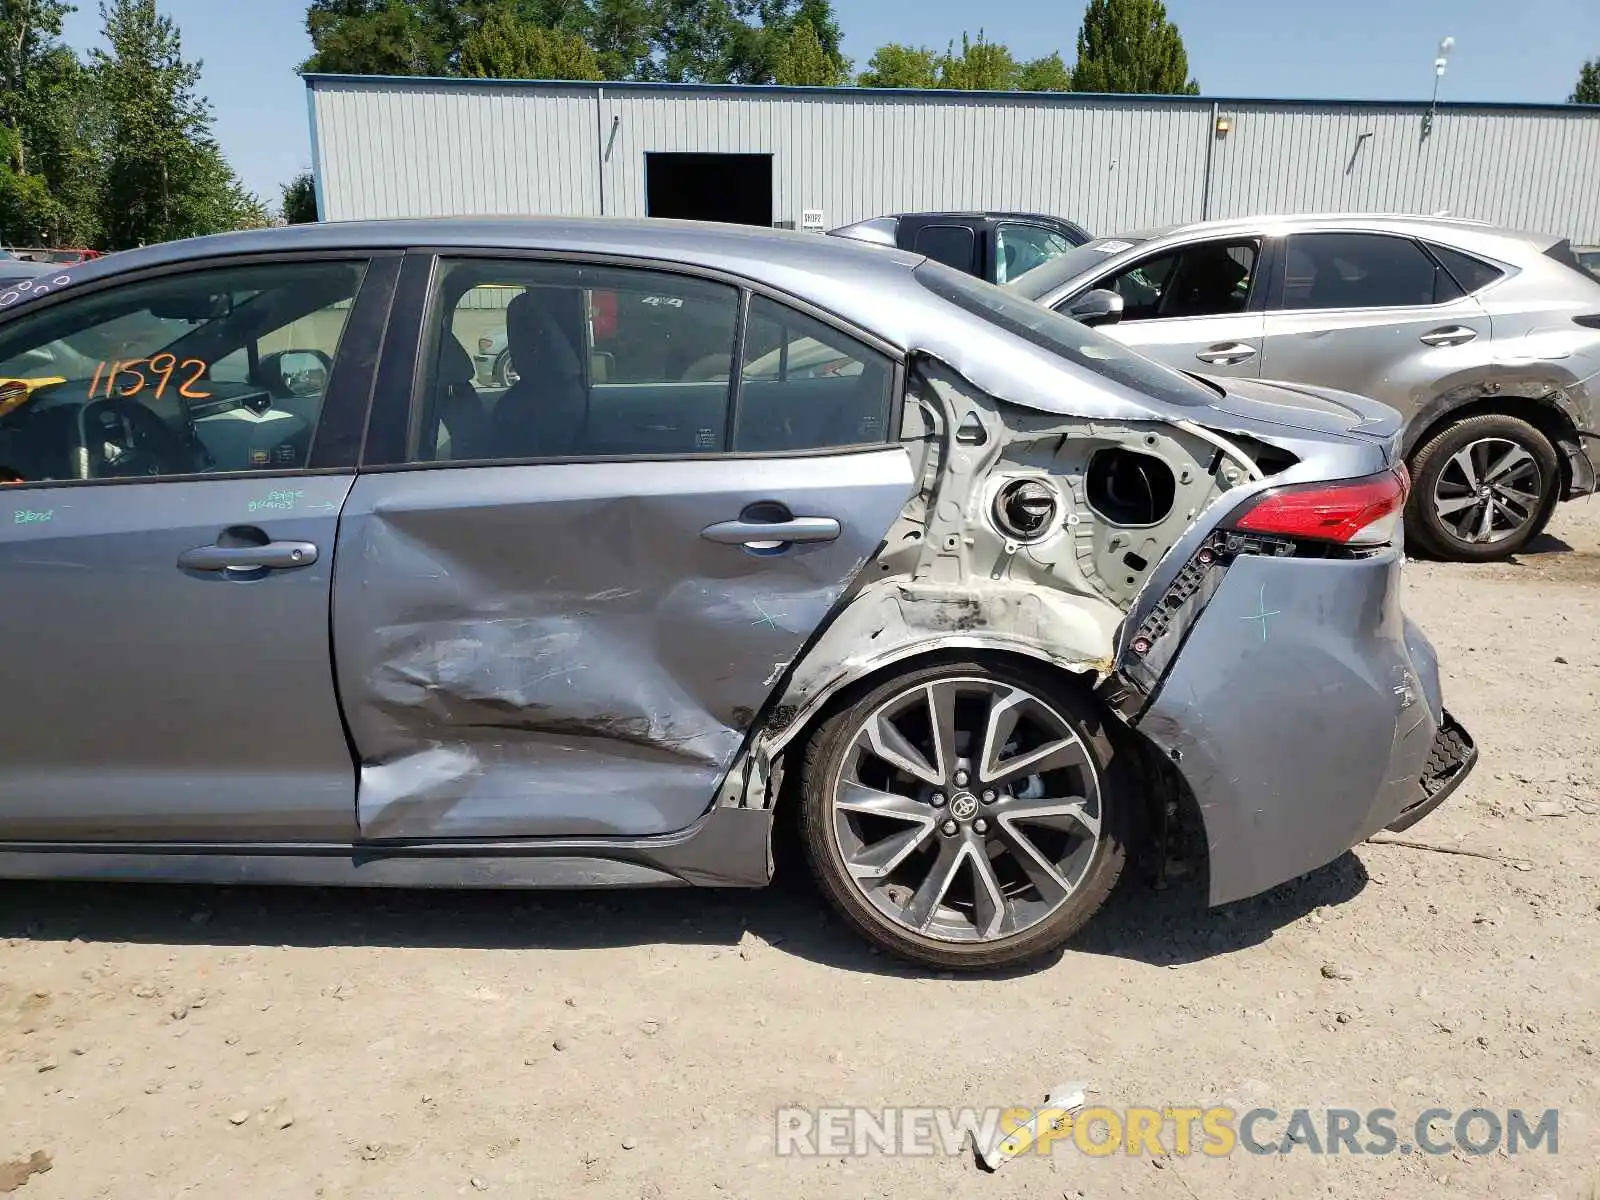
[302,72,1600,115]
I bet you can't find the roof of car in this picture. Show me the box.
[66,215,923,282]
[1136,211,1556,245]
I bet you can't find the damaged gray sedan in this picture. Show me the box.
[0,218,1477,969]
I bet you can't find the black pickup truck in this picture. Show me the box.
[828,210,1093,285]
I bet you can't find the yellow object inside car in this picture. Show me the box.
[0,376,66,419]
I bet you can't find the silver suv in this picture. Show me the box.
[1009,215,1600,561]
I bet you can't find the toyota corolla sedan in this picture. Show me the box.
[1009,214,1600,563]
[0,218,1475,970]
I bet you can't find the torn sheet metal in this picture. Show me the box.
[751,362,1213,754]
[332,453,916,840]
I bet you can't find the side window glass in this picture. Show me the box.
[1159,241,1259,319]
[996,224,1073,285]
[1283,233,1449,310]
[419,259,739,463]
[1099,251,1181,321]
[913,225,977,272]
[0,261,364,486]
[734,296,894,453]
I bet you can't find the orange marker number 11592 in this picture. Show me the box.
[89,355,210,401]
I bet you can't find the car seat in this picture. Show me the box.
[434,336,488,460]
[490,288,589,458]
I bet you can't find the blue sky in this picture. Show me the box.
[61,0,1599,206]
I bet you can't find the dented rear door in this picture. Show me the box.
[335,455,914,839]
[334,252,916,841]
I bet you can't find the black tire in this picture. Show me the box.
[1406,413,1560,562]
[797,657,1129,972]
[492,350,516,387]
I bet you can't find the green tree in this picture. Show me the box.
[281,170,318,223]
[459,8,603,78]
[857,42,940,88]
[652,0,738,82]
[1018,51,1072,92]
[773,16,843,85]
[591,0,654,80]
[1573,59,1600,104]
[936,30,1018,91]
[301,0,457,75]
[94,0,264,248]
[0,0,104,246]
[1070,0,1198,94]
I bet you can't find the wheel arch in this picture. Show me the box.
[1403,390,1581,494]
[760,640,1164,855]
[766,640,1104,769]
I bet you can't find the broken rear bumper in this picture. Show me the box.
[1384,711,1478,833]
[1126,540,1474,906]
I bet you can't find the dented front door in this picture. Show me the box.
[333,453,915,840]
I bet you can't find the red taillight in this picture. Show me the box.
[1232,467,1410,545]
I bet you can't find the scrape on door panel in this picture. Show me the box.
[331,453,916,841]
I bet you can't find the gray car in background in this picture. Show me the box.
[1010,215,1600,562]
[0,217,1473,970]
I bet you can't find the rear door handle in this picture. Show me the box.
[1195,342,1258,365]
[178,541,319,572]
[701,517,841,547]
[1420,325,1478,347]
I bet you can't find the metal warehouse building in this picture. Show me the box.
[304,75,1600,242]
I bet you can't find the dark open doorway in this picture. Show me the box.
[645,153,773,226]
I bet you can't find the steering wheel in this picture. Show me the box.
[78,397,200,479]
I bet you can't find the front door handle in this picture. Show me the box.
[1420,325,1478,347]
[701,517,841,547]
[1195,342,1258,366]
[178,541,319,572]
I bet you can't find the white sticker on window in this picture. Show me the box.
[1090,240,1135,254]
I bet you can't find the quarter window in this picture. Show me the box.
[1282,233,1456,310]
[1424,242,1505,295]
[734,296,894,452]
[0,260,365,485]
[1090,240,1259,321]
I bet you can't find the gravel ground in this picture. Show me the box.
[2,502,1598,1200]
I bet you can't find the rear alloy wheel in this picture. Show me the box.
[493,350,518,387]
[1406,414,1560,562]
[798,660,1127,971]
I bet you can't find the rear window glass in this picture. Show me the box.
[1426,243,1505,294]
[914,260,1216,408]
[913,225,977,272]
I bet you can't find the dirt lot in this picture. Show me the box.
[3,502,1599,1200]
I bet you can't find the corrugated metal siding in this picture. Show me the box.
[310,80,1600,241]
[312,81,599,220]
[1206,103,1600,237]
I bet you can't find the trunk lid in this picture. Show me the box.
[1196,375,1403,443]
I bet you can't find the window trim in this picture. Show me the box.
[359,248,907,472]
[0,249,392,492]
[1418,239,1512,298]
[1268,231,1469,315]
[1074,235,1269,324]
